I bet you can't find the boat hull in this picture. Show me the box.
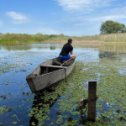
[26,59,75,93]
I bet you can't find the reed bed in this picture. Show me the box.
[1,33,126,45]
[97,33,126,42]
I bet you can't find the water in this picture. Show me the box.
[0,43,126,126]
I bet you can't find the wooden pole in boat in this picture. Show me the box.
[88,81,97,121]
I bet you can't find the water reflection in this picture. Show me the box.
[75,48,99,62]
[0,43,62,51]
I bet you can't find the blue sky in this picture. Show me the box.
[0,0,126,36]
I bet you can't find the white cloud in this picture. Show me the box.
[6,11,29,24]
[56,0,115,11]
[92,15,126,22]
[57,0,91,11]
[74,14,126,23]
[66,14,126,30]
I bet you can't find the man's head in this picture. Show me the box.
[68,38,72,44]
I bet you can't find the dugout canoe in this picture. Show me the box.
[26,58,75,93]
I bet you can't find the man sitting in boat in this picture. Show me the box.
[58,38,76,64]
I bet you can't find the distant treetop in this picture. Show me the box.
[100,20,126,34]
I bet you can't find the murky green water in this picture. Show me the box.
[0,43,126,126]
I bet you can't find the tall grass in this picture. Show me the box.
[72,33,126,42]
[1,33,126,45]
[97,33,126,42]
[0,33,68,45]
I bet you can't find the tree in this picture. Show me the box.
[100,20,126,34]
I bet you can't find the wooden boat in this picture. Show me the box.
[26,58,75,93]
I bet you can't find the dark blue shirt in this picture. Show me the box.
[60,43,73,56]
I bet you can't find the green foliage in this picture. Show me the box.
[0,33,68,45]
[0,106,11,114]
[100,20,126,34]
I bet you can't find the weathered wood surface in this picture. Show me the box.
[26,58,75,93]
[88,81,97,121]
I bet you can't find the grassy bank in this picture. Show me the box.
[1,33,126,46]
[0,33,68,45]
[73,33,126,42]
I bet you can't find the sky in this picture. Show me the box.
[0,0,126,36]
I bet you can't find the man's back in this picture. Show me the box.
[60,43,73,56]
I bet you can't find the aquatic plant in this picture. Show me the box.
[29,60,126,126]
[0,106,11,114]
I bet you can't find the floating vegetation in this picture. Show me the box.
[29,60,126,126]
[0,106,11,114]
[22,92,31,96]
[50,45,56,50]
[0,95,7,100]
[99,51,115,58]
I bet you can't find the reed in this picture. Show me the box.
[1,33,126,45]
[0,33,68,45]
[97,33,126,42]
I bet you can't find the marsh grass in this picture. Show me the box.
[1,33,126,46]
[97,33,126,42]
[73,33,126,43]
[0,33,68,45]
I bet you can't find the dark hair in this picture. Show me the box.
[68,38,72,44]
